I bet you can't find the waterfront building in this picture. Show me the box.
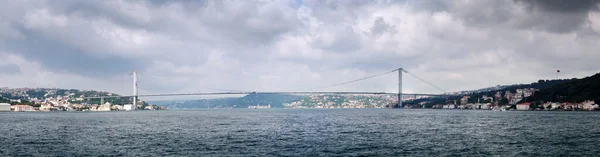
[543,102,561,110]
[11,105,35,112]
[248,104,271,109]
[144,105,154,110]
[516,103,530,110]
[0,103,10,112]
[124,104,134,111]
[40,103,53,111]
[443,104,456,109]
[473,103,491,110]
[112,105,124,111]
[98,103,111,111]
[582,101,598,111]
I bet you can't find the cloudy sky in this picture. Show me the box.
[1,0,599,99]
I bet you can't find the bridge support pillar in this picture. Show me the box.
[133,71,138,110]
[398,68,403,108]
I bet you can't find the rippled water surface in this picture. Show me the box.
[1,109,599,156]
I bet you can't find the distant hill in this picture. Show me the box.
[0,88,132,105]
[452,79,572,95]
[151,94,305,108]
[529,73,600,103]
[0,97,9,103]
[402,76,584,108]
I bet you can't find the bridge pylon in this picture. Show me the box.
[397,68,403,108]
[132,71,138,110]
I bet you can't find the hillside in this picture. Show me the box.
[0,97,9,103]
[402,77,585,108]
[530,73,600,103]
[0,88,133,105]
[152,94,305,108]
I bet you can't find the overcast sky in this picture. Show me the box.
[1,0,599,100]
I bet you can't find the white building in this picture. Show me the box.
[144,105,154,110]
[248,104,271,109]
[516,103,530,110]
[582,101,598,111]
[40,103,53,111]
[12,105,35,112]
[112,105,123,111]
[97,103,111,111]
[473,103,491,110]
[124,104,134,111]
[543,102,561,110]
[443,104,456,109]
[0,103,10,112]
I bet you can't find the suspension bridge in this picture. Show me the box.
[85,68,452,110]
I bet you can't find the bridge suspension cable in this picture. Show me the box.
[291,68,447,94]
[402,69,448,93]
[296,69,399,91]
[199,86,249,92]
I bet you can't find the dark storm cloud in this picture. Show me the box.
[0,0,300,78]
[4,28,142,77]
[425,0,600,33]
[516,0,600,13]
[514,0,600,33]
[371,17,397,36]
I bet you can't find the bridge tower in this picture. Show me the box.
[133,71,138,110]
[398,68,403,108]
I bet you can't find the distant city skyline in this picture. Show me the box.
[1,0,599,99]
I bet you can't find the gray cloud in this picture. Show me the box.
[517,0,600,13]
[0,0,599,98]
[371,17,397,36]
[0,64,20,74]
[425,0,600,33]
[4,27,142,77]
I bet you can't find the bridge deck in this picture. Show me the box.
[83,92,450,99]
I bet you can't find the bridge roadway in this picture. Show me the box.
[83,92,451,99]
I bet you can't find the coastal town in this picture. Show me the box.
[2,76,599,112]
[0,88,165,112]
[433,88,600,111]
[283,94,399,109]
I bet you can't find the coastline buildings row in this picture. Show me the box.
[283,94,397,109]
[1,88,165,112]
[0,102,165,112]
[248,104,271,109]
[437,100,599,111]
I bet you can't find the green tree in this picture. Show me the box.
[529,103,537,110]
[499,97,509,105]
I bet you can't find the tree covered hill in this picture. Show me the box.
[151,94,305,108]
[402,75,591,108]
[0,97,9,104]
[0,88,133,105]
[530,73,600,103]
